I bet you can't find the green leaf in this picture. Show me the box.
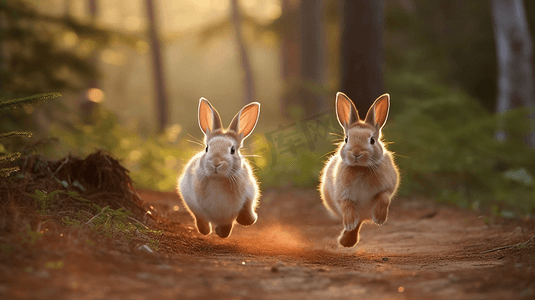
[34,189,45,198]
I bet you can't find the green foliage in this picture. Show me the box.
[0,0,135,96]
[0,93,60,176]
[26,187,161,240]
[58,190,162,239]
[385,70,535,215]
[249,134,336,189]
[44,261,64,269]
[27,189,63,215]
[0,93,61,113]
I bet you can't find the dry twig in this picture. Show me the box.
[479,235,535,254]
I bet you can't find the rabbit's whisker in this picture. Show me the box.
[187,139,205,147]
[187,133,204,143]
[245,160,265,171]
[391,152,408,159]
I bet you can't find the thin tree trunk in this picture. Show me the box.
[279,0,300,116]
[88,0,98,91]
[0,10,8,85]
[79,0,100,124]
[230,0,255,104]
[145,0,169,133]
[491,0,535,147]
[340,0,384,113]
[300,0,326,115]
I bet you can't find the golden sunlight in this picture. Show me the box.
[87,88,105,103]
[101,49,126,66]
[125,15,142,31]
[267,3,282,20]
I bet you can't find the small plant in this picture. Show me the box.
[27,189,63,215]
[18,224,43,245]
[57,190,162,241]
[44,261,64,269]
[148,239,159,251]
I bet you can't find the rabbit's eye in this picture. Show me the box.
[230,146,235,155]
[370,137,375,145]
[205,146,208,152]
[344,137,348,143]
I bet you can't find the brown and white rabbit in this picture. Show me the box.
[320,92,399,247]
[178,98,261,238]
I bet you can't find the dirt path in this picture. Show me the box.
[4,189,535,300]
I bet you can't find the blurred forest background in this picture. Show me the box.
[1,0,535,217]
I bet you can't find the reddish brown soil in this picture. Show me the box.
[2,188,535,300]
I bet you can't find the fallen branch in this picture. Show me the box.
[479,235,535,254]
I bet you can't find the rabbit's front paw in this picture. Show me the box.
[343,209,359,231]
[372,197,390,225]
[236,207,257,226]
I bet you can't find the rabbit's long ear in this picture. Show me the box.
[365,93,390,129]
[198,97,223,135]
[336,92,359,130]
[228,102,260,140]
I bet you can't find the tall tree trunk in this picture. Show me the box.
[230,0,255,105]
[145,0,169,133]
[88,0,98,90]
[340,0,385,113]
[0,10,8,87]
[79,0,100,124]
[491,0,535,148]
[279,0,300,116]
[300,0,326,115]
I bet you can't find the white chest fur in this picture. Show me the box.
[197,179,245,225]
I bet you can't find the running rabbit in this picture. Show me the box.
[178,98,261,238]
[320,92,399,247]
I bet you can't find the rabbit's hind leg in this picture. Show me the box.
[195,215,211,235]
[215,223,234,238]
[338,220,363,247]
[236,197,257,226]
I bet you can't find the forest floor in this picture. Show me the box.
[3,185,535,300]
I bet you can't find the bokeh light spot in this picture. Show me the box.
[87,88,105,103]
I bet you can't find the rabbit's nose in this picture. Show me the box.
[214,162,222,168]
[352,153,362,160]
